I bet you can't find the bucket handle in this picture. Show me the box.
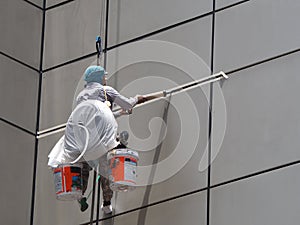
[69,123,90,164]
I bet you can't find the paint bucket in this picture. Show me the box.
[107,149,139,192]
[53,163,83,201]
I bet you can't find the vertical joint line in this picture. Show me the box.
[207,1,216,225]
[103,0,110,69]
[30,1,46,225]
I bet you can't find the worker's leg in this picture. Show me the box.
[82,161,92,195]
[99,153,113,202]
[100,176,113,204]
[78,161,91,212]
[99,153,113,213]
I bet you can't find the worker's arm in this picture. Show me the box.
[106,86,147,110]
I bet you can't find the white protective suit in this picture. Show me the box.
[48,82,138,168]
[48,100,118,167]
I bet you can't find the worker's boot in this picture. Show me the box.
[101,201,113,214]
[78,197,89,212]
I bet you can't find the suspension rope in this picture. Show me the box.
[96,0,106,66]
[99,0,105,40]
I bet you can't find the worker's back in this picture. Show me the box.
[64,100,119,162]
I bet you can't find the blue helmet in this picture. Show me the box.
[84,65,106,83]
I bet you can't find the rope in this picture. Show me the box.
[96,0,106,66]
[99,0,105,42]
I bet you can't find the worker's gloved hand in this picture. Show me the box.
[136,95,147,104]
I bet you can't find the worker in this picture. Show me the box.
[48,65,147,214]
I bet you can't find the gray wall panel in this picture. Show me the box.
[0,54,39,132]
[216,0,242,9]
[211,164,300,225]
[0,0,42,68]
[215,0,300,72]
[27,0,43,8]
[109,0,212,47]
[43,0,101,69]
[106,61,207,97]
[105,191,206,225]
[40,57,92,131]
[34,131,96,225]
[106,40,211,95]
[148,16,212,68]
[0,121,35,225]
[106,62,210,98]
[47,0,69,8]
[211,52,300,185]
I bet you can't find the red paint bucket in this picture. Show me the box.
[53,163,83,201]
[107,149,139,192]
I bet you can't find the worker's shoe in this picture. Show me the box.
[78,197,89,212]
[101,202,113,214]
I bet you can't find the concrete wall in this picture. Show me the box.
[0,0,300,224]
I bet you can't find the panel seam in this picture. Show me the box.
[0,51,39,73]
[207,0,216,224]
[30,0,46,224]
[227,47,300,75]
[0,117,36,136]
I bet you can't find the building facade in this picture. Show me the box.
[1,0,300,224]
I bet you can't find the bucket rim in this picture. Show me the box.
[107,149,139,160]
[56,162,83,168]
